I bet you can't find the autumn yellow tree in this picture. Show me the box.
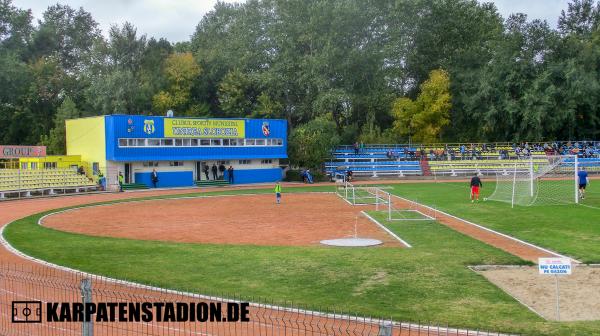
[152,52,201,114]
[391,69,451,143]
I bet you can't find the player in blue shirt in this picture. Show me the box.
[578,167,588,199]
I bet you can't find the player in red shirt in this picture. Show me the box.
[470,174,482,202]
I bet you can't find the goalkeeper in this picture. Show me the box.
[470,174,482,202]
[578,167,588,200]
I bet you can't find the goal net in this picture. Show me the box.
[486,155,579,207]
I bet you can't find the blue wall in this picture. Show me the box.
[105,115,288,161]
[224,168,282,184]
[135,171,194,188]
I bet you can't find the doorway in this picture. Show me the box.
[124,163,132,183]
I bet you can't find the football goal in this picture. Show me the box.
[486,155,579,207]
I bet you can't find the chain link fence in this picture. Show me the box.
[0,264,518,336]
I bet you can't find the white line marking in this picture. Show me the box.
[361,211,412,248]
[390,194,581,264]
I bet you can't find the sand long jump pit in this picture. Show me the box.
[40,193,402,247]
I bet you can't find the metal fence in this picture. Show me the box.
[0,264,517,336]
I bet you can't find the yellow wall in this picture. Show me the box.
[66,116,106,174]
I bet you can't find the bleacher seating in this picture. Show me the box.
[329,141,600,179]
[0,168,97,198]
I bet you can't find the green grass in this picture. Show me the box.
[384,181,600,263]
[3,186,600,335]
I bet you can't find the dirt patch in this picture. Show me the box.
[42,193,401,247]
[353,270,389,296]
[478,265,600,321]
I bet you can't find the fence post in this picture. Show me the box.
[81,278,93,336]
[378,321,392,336]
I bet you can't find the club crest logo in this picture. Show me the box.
[262,122,270,137]
[143,120,155,135]
[127,118,134,133]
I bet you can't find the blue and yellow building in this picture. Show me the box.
[66,115,287,188]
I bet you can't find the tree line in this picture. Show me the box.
[1,0,599,168]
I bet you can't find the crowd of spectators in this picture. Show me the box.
[376,141,600,161]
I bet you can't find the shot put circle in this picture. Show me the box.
[320,238,383,247]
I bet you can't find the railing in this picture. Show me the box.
[0,264,518,336]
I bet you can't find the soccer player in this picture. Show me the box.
[470,174,482,202]
[275,181,282,204]
[578,167,588,199]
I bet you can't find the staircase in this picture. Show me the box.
[195,180,230,187]
[419,158,432,176]
[121,183,149,190]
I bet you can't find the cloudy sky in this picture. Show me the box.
[12,0,570,43]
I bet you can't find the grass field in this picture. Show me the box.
[385,181,600,263]
[3,186,600,335]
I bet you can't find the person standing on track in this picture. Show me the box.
[227,166,234,184]
[118,171,124,192]
[211,163,218,180]
[578,167,588,199]
[470,173,482,202]
[275,181,282,204]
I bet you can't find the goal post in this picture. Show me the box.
[487,155,579,207]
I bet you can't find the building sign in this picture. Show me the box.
[538,258,572,275]
[0,146,46,158]
[164,119,245,138]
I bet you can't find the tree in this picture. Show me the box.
[288,115,341,168]
[152,52,201,115]
[391,69,451,143]
[40,96,79,154]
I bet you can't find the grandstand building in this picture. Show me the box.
[66,115,287,188]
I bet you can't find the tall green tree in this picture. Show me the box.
[40,96,80,154]
[391,69,451,143]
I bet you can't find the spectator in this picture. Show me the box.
[203,165,209,180]
[151,169,159,188]
[218,163,226,179]
[353,142,359,155]
[346,170,353,182]
[118,171,124,192]
[460,145,466,159]
[211,163,218,180]
[227,166,234,184]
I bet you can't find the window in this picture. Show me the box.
[245,139,255,146]
[276,139,283,146]
[261,159,273,164]
[182,139,191,146]
[169,161,184,167]
[211,139,221,146]
[21,162,28,170]
[128,139,136,146]
[44,162,57,169]
[119,139,127,147]
[255,139,266,146]
[147,139,160,146]
[190,139,198,146]
[230,139,239,146]
[31,162,38,169]
[161,139,173,146]
[218,160,230,165]
[143,162,158,167]
[238,160,251,165]
[200,139,210,146]
[222,139,230,146]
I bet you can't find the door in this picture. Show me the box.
[124,163,131,183]
[200,161,208,180]
[195,161,202,181]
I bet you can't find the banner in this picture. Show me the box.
[164,119,245,138]
[0,146,46,158]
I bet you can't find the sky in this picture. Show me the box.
[11,0,571,43]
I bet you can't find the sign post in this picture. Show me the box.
[538,257,572,321]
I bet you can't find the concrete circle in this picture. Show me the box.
[320,238,383,247]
